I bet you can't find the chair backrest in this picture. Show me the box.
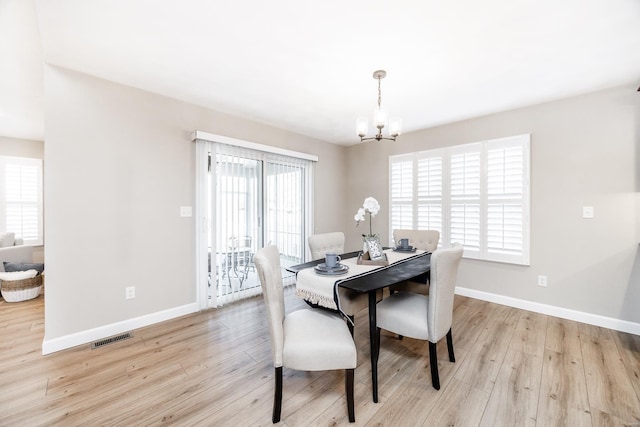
[427,243,463,343]
[254,245,285,367]
[308,232,345,260]
[393,229,440,252]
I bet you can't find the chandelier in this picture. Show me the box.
[357,70,402,142]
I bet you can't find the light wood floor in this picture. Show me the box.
[1,289,639,426]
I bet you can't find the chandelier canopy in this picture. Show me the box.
[357,70,401,142]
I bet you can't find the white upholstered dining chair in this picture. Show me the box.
[307,232,372,332]
[254,245,357,423]
[389,229,440,295]
[375,243,463,390]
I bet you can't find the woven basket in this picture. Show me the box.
[0,274,43,302]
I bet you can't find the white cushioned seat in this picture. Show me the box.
[283,309,357,371]
[377,292,430,340]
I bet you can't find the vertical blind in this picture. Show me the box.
[207,142,313,307]
[0,156,43,245]
[389,134,530,265]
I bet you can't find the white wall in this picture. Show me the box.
[346,85,640,325]
[43,65,347,350]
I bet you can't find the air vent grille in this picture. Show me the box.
[91,332,133,349]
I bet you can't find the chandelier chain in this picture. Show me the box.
[377,76,382,108]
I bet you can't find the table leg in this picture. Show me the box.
[369,290,378,403]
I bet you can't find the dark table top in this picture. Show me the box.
[286,250,431,294]
[337,251,431,293]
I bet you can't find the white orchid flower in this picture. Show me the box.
[354,207,366,222]
[363,197,380,216]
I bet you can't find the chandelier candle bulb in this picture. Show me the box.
[357,118,369,137]
[390,118,402,136]
[374,107,388,129]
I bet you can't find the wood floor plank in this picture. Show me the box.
[307,381,382,426]
[1,288,639,426]
[510,310,548,357]
[545,316,582,355]
[611,330,640,402]
[421,378,490,427]
[581,333,640,425]
[454,309,517,393]
[452,298,492,352]
[479,348,543,427]
[536,349,592,427]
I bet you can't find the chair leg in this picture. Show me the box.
[273,366,283,423]
[428,341,440,390]
[346,368,355,422]
[348,315,355,337]
[446,328,455,363]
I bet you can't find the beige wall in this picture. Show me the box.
[0,136,45,263]
[43,65,347,342]
[346,85,640,323]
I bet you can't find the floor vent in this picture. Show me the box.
[91,332,133,349]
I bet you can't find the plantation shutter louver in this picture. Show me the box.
[485,136,528,263]
[416,153,443,236]
[390,157,414,231]
[450,145,481,255]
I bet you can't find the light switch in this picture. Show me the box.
[582,206,594,219]
[180,206,192,217]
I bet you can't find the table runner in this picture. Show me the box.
[295,248,428,311]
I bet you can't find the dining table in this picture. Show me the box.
[286,248,432,403]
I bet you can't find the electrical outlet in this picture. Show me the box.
[125,286,136,299]
[537,275,548,287]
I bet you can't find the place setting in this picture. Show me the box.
[314,252,349,276]
[393,238,417,253]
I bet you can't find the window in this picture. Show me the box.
[0,156,43,245]
[389,134,530,265]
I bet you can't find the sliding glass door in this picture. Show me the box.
[213,152,262,305]
[196,140,313,308]
[264,161,305,267]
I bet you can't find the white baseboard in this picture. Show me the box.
[41,303,200,355]
[455,287,640,336]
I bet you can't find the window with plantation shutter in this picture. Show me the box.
[389,134,530,265]
[416,154,443,235]
[485,136,528,263]
[0,156,43,245]
[450,145,481,254]
[390,157,414,231]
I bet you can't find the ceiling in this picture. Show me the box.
[2,0,640,145]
